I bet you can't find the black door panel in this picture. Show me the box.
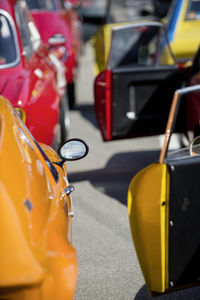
[112,66,183,139]
[168,157,200,289]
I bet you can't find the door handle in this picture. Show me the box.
[65,185,74,195]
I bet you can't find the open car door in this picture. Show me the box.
[94,21,184,141]
[128,85,200,296]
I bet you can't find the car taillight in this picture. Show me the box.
[94,70,113,141]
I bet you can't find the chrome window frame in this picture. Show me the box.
[0,9,20,69]
[107,21,177,70]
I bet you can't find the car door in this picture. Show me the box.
[128,84,200,296]
[94,21,184,141]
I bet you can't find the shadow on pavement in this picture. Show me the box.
[68,150,160,205]
[135,284,200,300]
[74,104,98,129]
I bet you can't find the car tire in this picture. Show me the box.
[67,81,76,109]
[53,94,70,151]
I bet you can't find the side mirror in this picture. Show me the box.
[48,34,66,48]
[57,138,89,167]
[190,136,200,156]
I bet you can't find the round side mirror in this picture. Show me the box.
[59,138,89,162]
[48,34,66,48]
[190,136,200,156]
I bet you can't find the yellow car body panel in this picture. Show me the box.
[0,96,77,300]
[127,163,170,294]
[93,23,117,76]
[93,21,135,76]
[169,0,200,62]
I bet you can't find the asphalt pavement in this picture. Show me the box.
[66,42,200,300]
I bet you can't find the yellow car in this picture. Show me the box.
[165,0,200,63]
[128,84,200,296]
[93,0,200,76]
[0,96,88,300]
[92,0,172,76]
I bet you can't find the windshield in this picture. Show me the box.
[15,1,41,59]
[108,24,175,69]
[0,12,19,68]
[25,0,57,10]
[186,0,200,20]
[108,0,155,23]
[77,0,107,17]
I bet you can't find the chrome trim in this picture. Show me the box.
[111,21,164,32]
[107,21,176,69]
[64,185,74,195]
[0,9,20,69]
[65,185,75,217]
[176,84,200,95]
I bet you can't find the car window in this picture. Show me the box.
[108,0,154,23]
[15,0,41,60]
[77,0,107,17]
[25,0,57,10]
[186,0,200,20]
[108,24,175,69]
[0,11,19,68]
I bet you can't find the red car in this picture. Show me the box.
[26,0,82,108]
[0,0,69,147]
[186,47,200,138]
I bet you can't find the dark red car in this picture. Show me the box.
[26,0,82,107]
[0,0,69,147]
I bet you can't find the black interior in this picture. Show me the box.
[168,156,200,288]
[111,66,184,139]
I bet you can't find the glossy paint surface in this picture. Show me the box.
[128,163,170,294]
[0,95,77,299]
[30,3,82,84]
[93,23,125,76]
[166,0,200,62]
[0,0,60,145]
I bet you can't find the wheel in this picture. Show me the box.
[67,81,76,109]
[52,94,70,151]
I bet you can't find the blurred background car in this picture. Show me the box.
[78,0,172,42]
[164,0,200,64]
[92,0,172,77]
[0,0,69,148]
[94,22,184,142]
[0,94,88,300]
[26,0,82,108]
